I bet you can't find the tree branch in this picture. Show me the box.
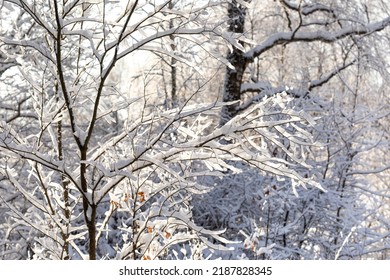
[245,17,390,62]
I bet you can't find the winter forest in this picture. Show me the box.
[0,0,390,260]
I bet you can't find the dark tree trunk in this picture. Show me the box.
[169,1,177,108]
[220,0,250,125]
[80,148,97,260]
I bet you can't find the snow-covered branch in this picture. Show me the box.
[245,17,390,61]
[280,0,335,16]
[239,58,357,112]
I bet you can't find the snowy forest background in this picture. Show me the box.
[0,0,390,260]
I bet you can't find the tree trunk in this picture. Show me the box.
[220,0,250,125]
[169,1,177,108]
[80,148,97,260]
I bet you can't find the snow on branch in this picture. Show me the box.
[4,0,56,37]
[239,58,357,112]
[0,50,19,75]
[308,59,357,90]
[102,26,229,77]
[93,94,324,205]
[244,17,390,61]
[280,0,335,16]
[0,37,55,63]
[0,122,80,192]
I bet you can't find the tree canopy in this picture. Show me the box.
[1,0,389,260]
